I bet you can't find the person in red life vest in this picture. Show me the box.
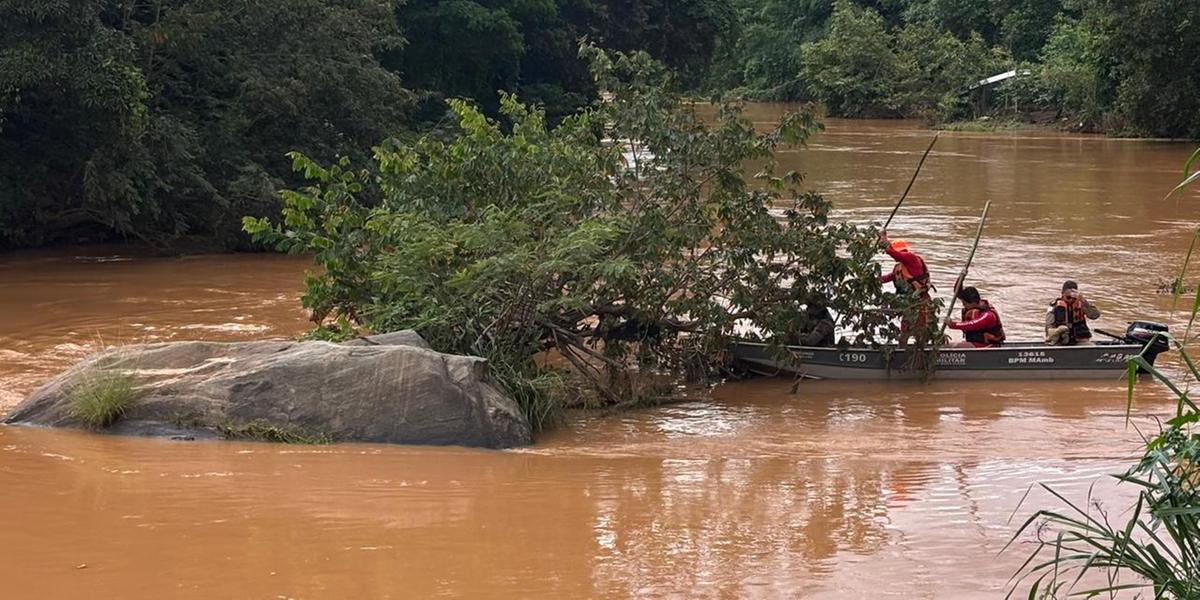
[946,286,1006,347]
[879,231,933,346]
[1045,280,1101,345]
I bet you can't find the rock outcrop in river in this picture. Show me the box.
[3,332,532,448]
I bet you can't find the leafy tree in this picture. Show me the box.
[147,0,411,245]
[1038,14,1112,128]
[801,0,900,117]
[246,48,898,425]
[391,0,735,121]
[893,21,1002,119]
[0,0,149,246]
[584,0,736,87]
[0,0,409,249]
[999,0,1062,61]
[903,0,1000,42]
[390,0,526,116]
[1097,0,1200,138]
[704,0,831,99]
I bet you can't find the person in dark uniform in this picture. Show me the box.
[798,299,836,347]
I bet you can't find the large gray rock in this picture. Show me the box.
[4,332,531,448]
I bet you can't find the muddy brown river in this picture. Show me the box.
[1,115,1197,598]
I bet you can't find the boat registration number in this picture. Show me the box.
[838,352,868,363]
[1008,351,1055,365]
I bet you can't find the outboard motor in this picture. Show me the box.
[1125,321,1171,366]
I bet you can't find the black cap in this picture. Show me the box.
[1062,280,1078,292]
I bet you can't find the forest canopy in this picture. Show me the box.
[1,0,1198,250]
[709,0,1200,137]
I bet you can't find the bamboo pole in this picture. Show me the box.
[939,200,992,341]
[883,134,940,231]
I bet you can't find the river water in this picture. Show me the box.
[1,115,1197,598]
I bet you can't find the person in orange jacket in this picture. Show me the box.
[879,231,933,346]
[1045,280,1101,345]
[946,286,1006,347]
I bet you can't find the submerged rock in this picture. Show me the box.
[4,332,531,448]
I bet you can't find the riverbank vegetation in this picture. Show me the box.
[2,0,1197,251]
[709,0,1200,139]
[246,48,906,425]
[0,0,732,250]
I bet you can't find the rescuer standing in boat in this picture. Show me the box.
[879,230,933,346]
[1045,280,1100,345]
[946,286,1006,347]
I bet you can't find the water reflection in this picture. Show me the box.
[0,375,1168,598]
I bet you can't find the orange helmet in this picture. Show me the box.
[890,239,911,253]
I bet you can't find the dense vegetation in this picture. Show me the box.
[710,0,1200,136]
[0,0,732,249]
[246,48,908,427]
[1,0,1197,250]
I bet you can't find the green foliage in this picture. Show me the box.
[1097,0,1200,139]
[903,0,999,41]
[0,0,409,250]
[1038,14,1112,129]
[391,0,526,113]
[999,0,1063,61]
[798,1,1003,120]
[300,317,361,343]
[391,0,735,121]
[893,21,1000,119]
[596,0,737,88]
[801,0,900,117]
[0,0,740,251]
[69,370,138,428]
[703,0,831,99]
[247,47,898,420]
[709,0,1199,136]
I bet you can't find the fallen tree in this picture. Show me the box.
[245,47,906,428]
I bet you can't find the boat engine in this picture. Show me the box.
[1125,321,1171,366]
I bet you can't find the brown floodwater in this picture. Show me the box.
[1,114,1198,599]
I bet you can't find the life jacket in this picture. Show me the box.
[961,300,1006,345]
[891,254,932,296]
[1052,297,1091,341]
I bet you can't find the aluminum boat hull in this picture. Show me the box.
[732,340,1158,380]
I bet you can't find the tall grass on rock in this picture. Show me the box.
[68,371,138,428]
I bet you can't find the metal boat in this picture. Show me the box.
[732,321,1171,381]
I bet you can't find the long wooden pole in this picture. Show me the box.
[883,134,939,231]
[939,200,992,340]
